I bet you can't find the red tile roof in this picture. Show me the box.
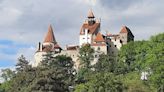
[44,25,57,43]
[42,44,62,52]
[66,46,79,50]
[94,32,105,42]
[80,23,100,34]
[54,44,61,49]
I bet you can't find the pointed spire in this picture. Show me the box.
[94,32,105,42]
[44,24,57,43]
[87,9,95,18]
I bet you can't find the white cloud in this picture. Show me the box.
[0,7,22,26]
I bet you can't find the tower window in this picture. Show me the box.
[114,45,117,47]
[120,40,122,43]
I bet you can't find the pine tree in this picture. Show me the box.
[16,55,29,72]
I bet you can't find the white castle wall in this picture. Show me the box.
[79,29,92,47]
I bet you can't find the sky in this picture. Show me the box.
[0,0,164,69]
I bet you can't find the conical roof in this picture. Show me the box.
[44,25,56,43]
[94,32,105,42]
[87,9,95,18]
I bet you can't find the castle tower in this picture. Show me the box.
[79,9,100,47]
[119,26,134,44]
[34,24,62,67]
[41,24,61,52]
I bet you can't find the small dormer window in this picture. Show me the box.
[83,29,85,33]
[120,40,122,43]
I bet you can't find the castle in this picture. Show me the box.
[33,10,134,69]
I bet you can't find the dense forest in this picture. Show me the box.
[0,33,163,92]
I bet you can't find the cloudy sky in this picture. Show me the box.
[0,0,163,68]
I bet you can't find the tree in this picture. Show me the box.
[76,44,94,84]
[74,72,123,92]
[78,44,94,68]
[0,68,15,92]
[1,68,15,82]
[93,54,116,73]
[117,33,164,90]
[122,72,153,92]
[27,54,75,92]
[16,55,29,72]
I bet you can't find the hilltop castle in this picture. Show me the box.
[33,10,134,69]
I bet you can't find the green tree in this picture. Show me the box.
[16,55,29,72]
[76,44,94,84]
[27,54,75,92]
[0,68,15,92]
[78,44,94,68]
[93,54,116,73]
[74,72,123,92]
[1,68,15,81]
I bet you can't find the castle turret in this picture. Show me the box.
[119,26,134,44]
[34,24,62,67]
[79,9,100,47]
[42,25,62,52]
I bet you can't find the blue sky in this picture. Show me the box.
[0,0,164,69]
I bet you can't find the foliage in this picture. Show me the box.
[16,55,29,72]
[0,68,15,82]
[122,72,153,92]
[93,54,117,73]
[118,33,164,90]
[79,44,94,68]
[28,54,75,92]
[75,72,123,92]
[0,54,75,92]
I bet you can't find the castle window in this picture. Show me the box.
[120,40,122,43]
[114,45,117,47]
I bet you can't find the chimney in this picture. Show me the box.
[38,42,41,51]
